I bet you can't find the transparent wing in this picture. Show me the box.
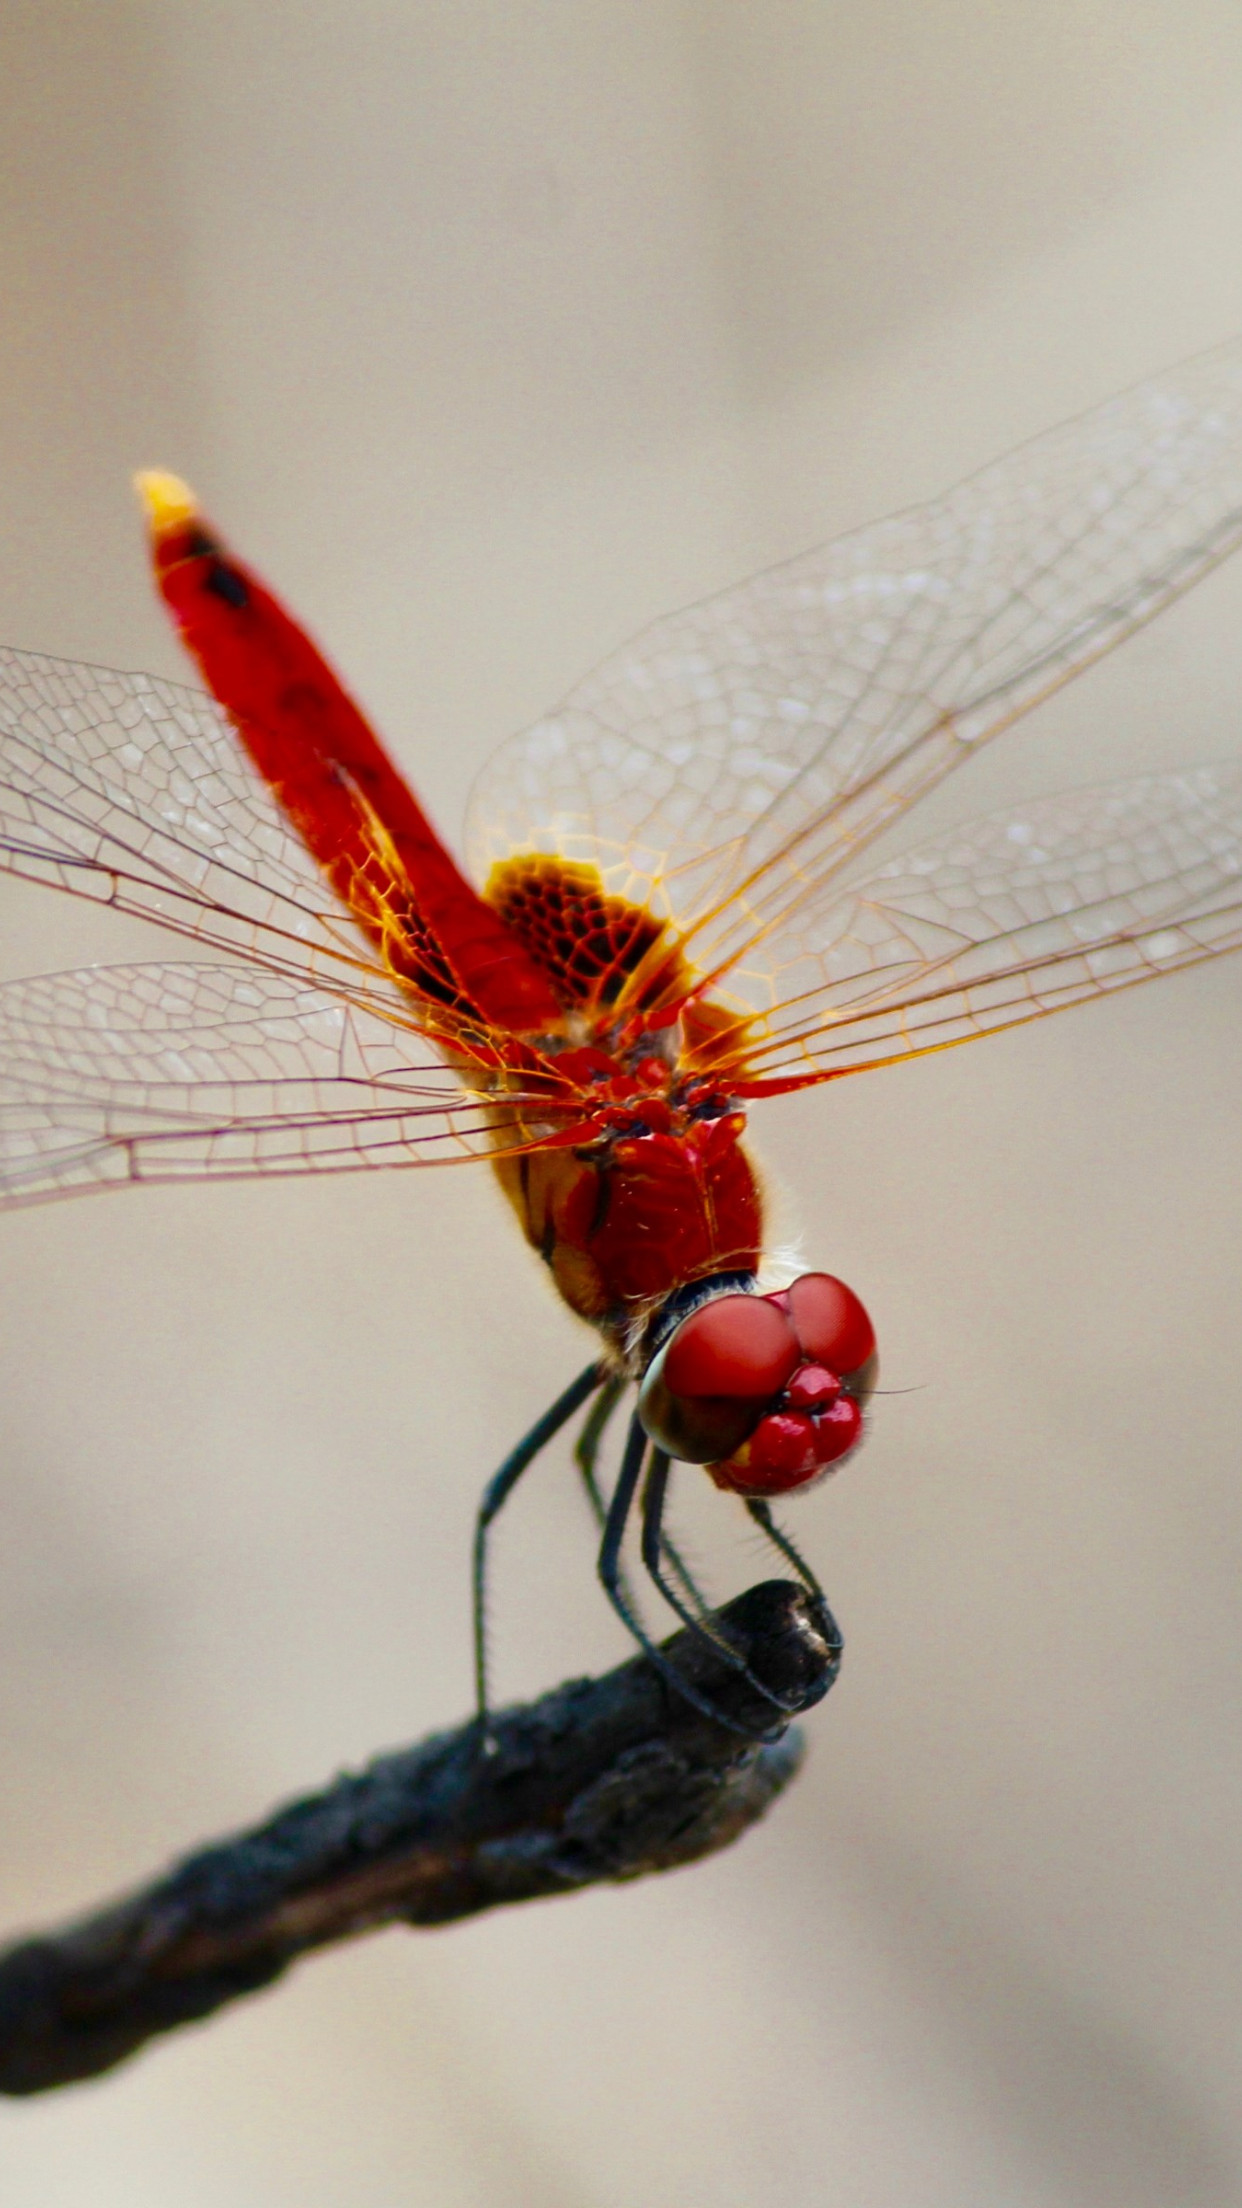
[467,342,1242,985]
[708,764,1242,1086]
[0,647,383,988]
[0,962,560,1207]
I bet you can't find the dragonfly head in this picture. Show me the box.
[637,1273,877,1495]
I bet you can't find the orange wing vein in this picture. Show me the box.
[0,962,584,1208]
[469,341,1242,1009]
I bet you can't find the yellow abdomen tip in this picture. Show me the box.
[133,469,199,534]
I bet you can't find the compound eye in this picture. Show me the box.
[638,1294,800,1464]
[787,1273,875,1378]
[663,1294,799,1399]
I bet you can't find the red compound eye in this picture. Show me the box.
[787,1273,875,1377]
[638,1277,877,1473]
[663,1294,799,1400]
[638,1293,800,1465]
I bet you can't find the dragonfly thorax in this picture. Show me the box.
[490,1075,763,1342]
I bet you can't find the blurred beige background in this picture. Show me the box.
[3,3,1242,2202]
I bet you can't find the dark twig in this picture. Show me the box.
[0,1578,841,2096]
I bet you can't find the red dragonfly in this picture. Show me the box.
[4,346,1242,1729]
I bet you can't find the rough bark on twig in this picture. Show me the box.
[0,1578,840,2095]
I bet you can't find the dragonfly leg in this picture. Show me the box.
[598,1415,785,1740]
[656,1534,714,1622]
[473,1360,605,1729]
[574,1374,625,1529]
[640,1451,802,1719]
[744,1497,844,1679]
[577,1380,711,1623]
[574,1374,643,1619]
[743,1498,825,1601]
[639,1459,716,1625]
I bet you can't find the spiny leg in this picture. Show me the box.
[640,1452,801,1719]
[573,1373,646,1625]
[637,1450,716,1625]
[639,1451,748,1656]
[744,1497,843,1671]
[574,1374,625,1529]
[474,1361,605,1727]
[598,1414,784,1740]
[744,1498,826,1601]
[576,1380,712,1625]
[655,1523,716,1624]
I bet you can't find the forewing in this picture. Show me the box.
[467,342,1242,979]
[0,647,381,986]
[0,962,556,1207]
[715,764,1242,1086]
